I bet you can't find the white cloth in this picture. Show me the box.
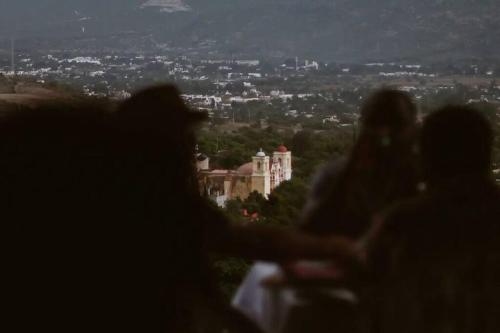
[232,262,301,333]
[232,262,358,333]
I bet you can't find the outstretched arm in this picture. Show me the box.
[200,197,359,264]
[213,224,359,264]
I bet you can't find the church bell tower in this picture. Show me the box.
[251,149,271,198]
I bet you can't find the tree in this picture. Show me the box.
[291,130,313,156]
[263,178,309,227]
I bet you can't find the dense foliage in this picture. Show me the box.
[200,124,354,297]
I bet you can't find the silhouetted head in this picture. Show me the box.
[420,105,493,184]
[116,84,211,201]
[350,89,418,171]
[116,85,207,172]
[359,89,417,147]
[117,84,207,132]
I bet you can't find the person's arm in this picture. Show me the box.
[213,223,360,264]
[362,210,405,276]
[199,193,359,264]
[299,157,347,234]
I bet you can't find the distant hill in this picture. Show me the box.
[1,0,500,62]
[0,75,79,109]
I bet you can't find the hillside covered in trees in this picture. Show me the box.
[2,0,499,62]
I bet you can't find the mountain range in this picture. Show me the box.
[1,0,499,62]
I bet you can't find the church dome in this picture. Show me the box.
[237,162,253,175]
[277,145,288,153]
[256,149,266,157]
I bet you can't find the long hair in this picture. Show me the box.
[304,89,420,238]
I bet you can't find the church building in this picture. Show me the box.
[197,145,292,207]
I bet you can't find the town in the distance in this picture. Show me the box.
[1,48,499,211]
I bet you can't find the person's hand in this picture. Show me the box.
[319,236,360,262]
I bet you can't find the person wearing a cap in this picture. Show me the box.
[114,85,358,332]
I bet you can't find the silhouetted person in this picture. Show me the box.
[301,89,420,239]
[116,85,249,333]
[116,86,357,333]
[1,85,265,333]
[265,90,419,333]
[366,105,500,333]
